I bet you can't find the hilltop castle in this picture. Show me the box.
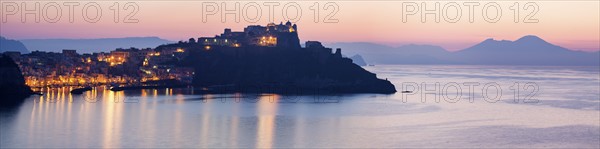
[196,21,301,48]
[150,22,397,94]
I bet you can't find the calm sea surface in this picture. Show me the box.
[1,65,599,148]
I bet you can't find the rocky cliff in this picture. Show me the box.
[0,55,33,103]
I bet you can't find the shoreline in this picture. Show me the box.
[61,84,397,95]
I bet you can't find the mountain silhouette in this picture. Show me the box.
[350,54,367,66]
[463,35,568,53]
[0,36,28,53]
[456,35,598,65]
[328,35,599,66]
[326,42,450,64]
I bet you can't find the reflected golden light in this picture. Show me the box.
[102,90,124,147]
[175,94,185,104]
[255,94,280,149]
[141,89,147,97]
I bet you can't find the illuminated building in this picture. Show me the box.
[106,51,129,66]
[259,36,277,47]
[196,21,300,48]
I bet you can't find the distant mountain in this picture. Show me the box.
[0,36,28,53]
[326,42,451,64]
[20,37,173,53]
[350,54,367,66]
[327,35,599,66]
[454,35,599,65]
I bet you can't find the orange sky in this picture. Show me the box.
[1,1,598,51]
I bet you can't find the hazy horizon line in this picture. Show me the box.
[3,34,599,52]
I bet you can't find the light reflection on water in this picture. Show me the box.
[1,65,599,148]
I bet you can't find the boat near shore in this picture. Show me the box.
[70,86,92,94]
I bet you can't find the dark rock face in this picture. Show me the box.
[275,32,301,49]
[0,55,33,104]
[176,44,396,94]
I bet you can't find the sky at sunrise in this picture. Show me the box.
[1,1,599,51]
